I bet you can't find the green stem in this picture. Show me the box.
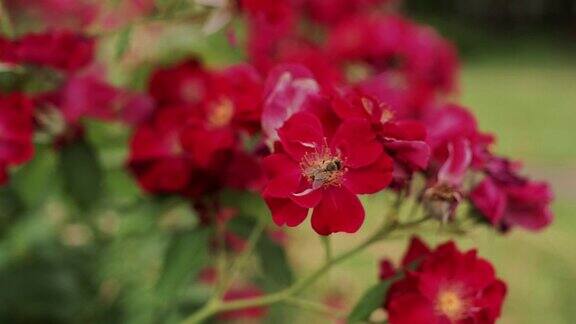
[217,220,266,298]
[182,221,400,324]
[213,217,228,299]
[285,297,345,319]
[0,0,14,38]
[321,236,332,263]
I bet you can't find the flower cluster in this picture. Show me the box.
[0,0,556,322]
[127,60,264,196]
[0,30,151,184]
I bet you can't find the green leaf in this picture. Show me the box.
[0,186,25,234]
[219,189,269,223]
[348,279,396,323]
[58,139,104,211]
[256,233,294,289]
[155,227,210,302]
[11,146,56,208]
[115,26,132,60]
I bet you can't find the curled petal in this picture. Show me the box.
[384,139,430,170]
[438,138,472,186]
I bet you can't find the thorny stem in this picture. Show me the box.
[182,214,432,324]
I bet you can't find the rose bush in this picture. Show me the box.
[0,0,554,323]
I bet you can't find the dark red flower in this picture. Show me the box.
[242,0,296,74]
[128,107,193,194]
[177,64,263,167]
[0,93,35,185]
[129,61,264,196]
[1,31,94,72]
[148,59,213,107]
[422,106,494,221]
[327,14,458,93]
[471,157,553,232]
[262,111,393,235]
[385,240,507,324]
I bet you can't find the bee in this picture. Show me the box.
[323,159,343,172]
[307,158,344,188]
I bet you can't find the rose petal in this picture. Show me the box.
[265,196,309,227]
[277,112,325,160]
[331,118,382,168]
[262,153,301,197]
[344,153,393,194]
[311,187,365,235]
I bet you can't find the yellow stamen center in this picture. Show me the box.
[435,288,468,322]
[207,98,234,128]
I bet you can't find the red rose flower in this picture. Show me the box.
[0,93,35,185]
[327,14,458,93]
[128,107,194,194]
[262,111,393,235]
[385,239,507,324]
[148,59,214,107]
[129,61,264,196]
[178,64,263,167]
[471,157,553,232]
[422,106,494,221]
[1,31,94,72]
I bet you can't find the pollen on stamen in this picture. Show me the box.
[435,287,471,322]
[207,97,234,128]
[300,145,346,189]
